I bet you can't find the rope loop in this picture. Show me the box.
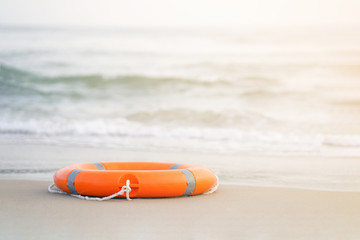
[48,179,132,201]
[48,175,219,200]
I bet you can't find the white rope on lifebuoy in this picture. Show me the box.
[48,175,219,200]
[48,179,132,201]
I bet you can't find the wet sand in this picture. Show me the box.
[1,180,360,240]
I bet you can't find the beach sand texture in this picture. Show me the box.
[1,180,360,240]
[1,143,360,239]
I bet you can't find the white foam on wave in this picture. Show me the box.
[2,118,360,156]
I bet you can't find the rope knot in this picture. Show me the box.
[121,179,132,201]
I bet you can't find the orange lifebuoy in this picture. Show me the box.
[53,162,217,198]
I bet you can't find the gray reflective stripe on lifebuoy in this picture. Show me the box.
[93,162,105,170]
[66,169,82,195]
[170,163,182,169]
[179,169,196,196]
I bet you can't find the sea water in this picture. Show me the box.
[1,25,360,188]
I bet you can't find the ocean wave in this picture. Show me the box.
[0,64,288,102]
[1,118,360,150]
[125,108,275,127]
[0,64,235,90]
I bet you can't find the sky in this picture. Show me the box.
[0,0,359,28]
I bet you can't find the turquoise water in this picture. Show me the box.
[1,25,360,155]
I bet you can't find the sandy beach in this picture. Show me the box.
[1,143,360,239]
[1,180,360,240]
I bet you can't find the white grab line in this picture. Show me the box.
[48,175,219,200]
[48,180,132,201]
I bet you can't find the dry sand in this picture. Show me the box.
[1,180,360,240]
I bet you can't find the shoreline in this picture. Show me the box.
[1,142,360,191]
[1,180,360,240]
